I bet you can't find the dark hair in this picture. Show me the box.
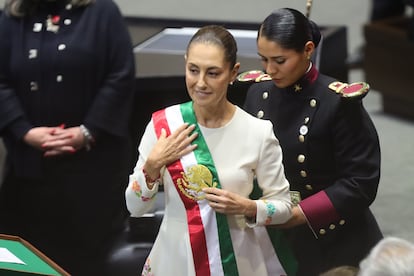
[186,25,238,68]
[259,8,322,52]
[5,0,95,17]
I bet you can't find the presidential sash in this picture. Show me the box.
[152,101,297,276]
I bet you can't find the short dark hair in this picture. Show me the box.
[259,8,321,52]
[187,25,238,69]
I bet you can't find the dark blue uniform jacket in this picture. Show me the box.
[244,66,382,275]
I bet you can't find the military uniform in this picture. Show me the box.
[243,65,383,275]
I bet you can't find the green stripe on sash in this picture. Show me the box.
[180,101,239,276]
[250,178,298,276]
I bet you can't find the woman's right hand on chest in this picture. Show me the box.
[145,123,198,172]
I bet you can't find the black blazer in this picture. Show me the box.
[0,0,135,177]
[0,0,135,254]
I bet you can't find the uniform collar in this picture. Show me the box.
[284,63,319,94]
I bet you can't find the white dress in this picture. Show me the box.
[125,103,294,276]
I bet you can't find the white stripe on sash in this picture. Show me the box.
[254,227,287,275]
[165,105,225,276]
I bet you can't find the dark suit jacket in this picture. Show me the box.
[0,0,135,256]
[244,67,382,275]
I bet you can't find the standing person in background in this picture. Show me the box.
[0,0,135,275]
[243,8,382,275]
[125,25,296,276]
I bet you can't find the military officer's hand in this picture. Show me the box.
[270,206,307,229]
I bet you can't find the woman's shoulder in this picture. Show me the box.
[235,106,273,129]
[233,107,277,146]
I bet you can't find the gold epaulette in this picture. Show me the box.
[236,70,272,83]
[328,81,370,100]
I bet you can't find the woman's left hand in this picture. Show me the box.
[203,187,256,217]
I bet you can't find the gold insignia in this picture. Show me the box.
[294,84,302,92]
[255,74,272,82]
[177,164,218,201]
[236,70,271,83]
[328,81,348,93]
[328,81,370,99]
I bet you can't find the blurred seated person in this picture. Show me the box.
[358,236,414,276]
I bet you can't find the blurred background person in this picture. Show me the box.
[359,236,414,276]
[0,0,135,274]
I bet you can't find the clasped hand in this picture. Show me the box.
[24,124,85,157]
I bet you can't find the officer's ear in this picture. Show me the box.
[304,41,315,60]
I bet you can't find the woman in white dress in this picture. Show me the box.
[125,25,295,276]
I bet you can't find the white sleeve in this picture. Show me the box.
[125,119,160,217]
[253,121,293,226]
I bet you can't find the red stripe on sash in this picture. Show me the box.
[152,109,211,276]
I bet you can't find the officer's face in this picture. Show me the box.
[185,43,239,109]
[257,36,310,88]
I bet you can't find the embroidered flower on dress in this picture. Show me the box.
[132,180,155,202]
[263,200,277,225]
[132,180,141,192]
[142,258,154,276]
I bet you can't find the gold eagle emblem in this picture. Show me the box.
[177,164,218,201]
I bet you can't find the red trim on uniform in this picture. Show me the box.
[305,63,318,84]
[299,191,340,231]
